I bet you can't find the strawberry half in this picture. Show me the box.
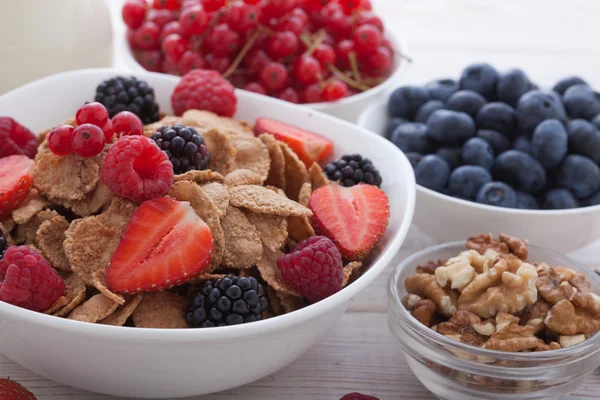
[0,155,34,219]
[106,197,213,293]
[308,184,390,261]
[254,117,334,167]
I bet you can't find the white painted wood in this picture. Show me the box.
[3,0,600,398]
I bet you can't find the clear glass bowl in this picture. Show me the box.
[388,241,600,400]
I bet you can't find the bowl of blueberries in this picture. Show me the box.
[358,63,600,253]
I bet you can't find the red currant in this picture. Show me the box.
[266,31,298,59]
[178,50,206,73]
[294,55,321,85]
[203,24,240,56]
[244,49,272,72]
[261,0,296,19]
[72,124,105,158]
[147,9,177,27]
[323,79,348,101]
[182,0,201,8]
[353,24,382,54]
[205,54,232,73]
[76,102,109,127]
[243,0,261,4]
[338,0,363,14]
[100,119,115,143]
[126,29,137,48]
[153,0,181,10]
[226,1,261,33]
[275,15,305,35]
[132,22,161,51]
[303,83,323,103]
[291,7,309,24]
[202,0,226,11]
[313,43,335,67]
[335,39,354,68]
[260,62,289,91]
[47,125,75,156]
[321,2,344,18]
[179,5,209,36]
[162,34,189,61]
[360,0,372,11]
[122,0,147,30]
[356,11,384,32]
[163,56,182,75]
[134,50,163,72]
[112,111,143,138]
[364,45,392,76]
[326,10,353,37]
[305,0,329,11]
[160,21,183,42]
[277,87,299,103]
[243,82,267,95]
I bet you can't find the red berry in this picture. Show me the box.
[205,54,232,73]
[356,10,384,32]
[277,236,343,303]
[338,0,363,14]
[340,393,380,400]
[162,33,189,61]
[305,0,329,11]
[335,39,354,68]
[0,378,36,400]
[244,49,271,72]
[202,0,225,11]
[326,10,353,37]
[275,15,305,35]
[0,155,34,219]
[226,1,261,33]
[277,87,300,103]
[160,21,184,42]
[291,7,309,24]
[261,0,296,18]
[294,55,321,85]
[323,79,348,101]
[313,43,335,67]
[47,125,75,156]
[100,119,115,143]
[76,102,109,127]
[147,8,178,27]
[303,83,324,103]
[259,62,289,91]
[0,246,66,312]
[163,55,182,75]
[153,0,181,10]
[134,50,163,72]
[178,50,206,73]
[244,82,267,95]
[203,24,240,56]
[364,45,392,76]
[112,111,143,138]
[243,0,260,4]
[0,117,37,159]
[122,0,147,29]
[353,24,382,54]
[101,136,174,203]
[179,5,209,36]
[132,21,161,50]
[266,31,298,59]
[72,124,105,158]
[171,69,237,117]
[182,0,201,8]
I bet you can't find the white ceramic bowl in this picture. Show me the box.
[358,98,600,254]
[120,29,409,123]
[0,69,416,399]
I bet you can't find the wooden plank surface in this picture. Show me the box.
[3,0,600,399]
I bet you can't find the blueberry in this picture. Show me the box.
[516,90,567,134]
[492,150,546,193]
[563,84,600,121]
[496,68,531,107]
[461,137,494,170]
[388,86,429,120]
[475,102,517,137]
[436,147,462,170]
[384,117,408,139]
[552,76,588,96]
[513,136,532,155]
[425,78,459,102]
[531,119,568,168]
[593,114,600,130]
[515,191,539,209]
[405,152,423,168]
[582,191,600,207]
[556,154,600,199]
[446,90,487,119]
[448,165,492,199]
[567,119,600,164]
[543,189,580,209]
[476,181,517,208]
[414,155,450,192]
[415,100,445,124]
[458,63,500,101]
[426,110,475,145]
[390,122,434,154]
[476,129,511,154]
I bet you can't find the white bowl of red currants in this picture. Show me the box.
[358,63,600,253]
[119,0,409,122]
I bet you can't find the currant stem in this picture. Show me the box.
[223,28,263,78]
[348,51,362,85]
[328,64,370,91]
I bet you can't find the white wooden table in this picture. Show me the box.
[3,0,600,398]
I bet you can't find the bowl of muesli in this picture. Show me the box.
[0,68,415,398]
[388,233,600,400]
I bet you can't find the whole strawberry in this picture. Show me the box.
[277,236,343,303]
[171,69,237,117]
[0,378,37,399]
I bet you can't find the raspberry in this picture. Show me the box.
[171,69,237,117]
[102,136,174,202]
[0,246,65,312]
[340,393,380,400]
[72,124,105,158]
[277,236,343,303]
[47,125,75,156]
[0,117,37,159]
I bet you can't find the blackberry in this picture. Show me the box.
[94,76,160,124]
[151,125,210,174]
[0,235,6,260]
[324,154,382,187]
[186,275,269,328]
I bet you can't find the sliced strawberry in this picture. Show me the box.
[308,183,390,261]
[106,197,213,293]
[0,155,34,219]
[254,117,334,167]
